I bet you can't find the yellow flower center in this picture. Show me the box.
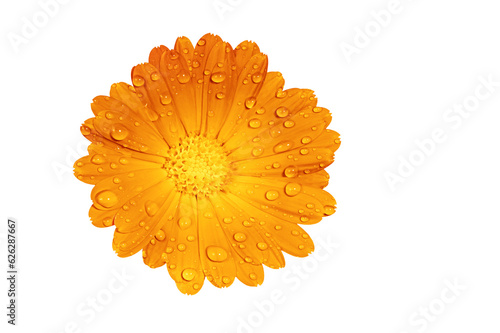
[164,135,230,196]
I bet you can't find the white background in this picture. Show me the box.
[1,0,500,332]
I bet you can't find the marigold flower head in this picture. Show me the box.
[74,33,341,294]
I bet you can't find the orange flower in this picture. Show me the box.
[74,33,340,294]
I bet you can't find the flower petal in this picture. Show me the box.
[74,144,163,185]
[112,180,179,257]
[197,195,237,288]
[226,175,337,225]
[217,52,268,142]
[221,193,286,269]
[131,62,189,146]
[222,191,315,258]
[164,194,205,295]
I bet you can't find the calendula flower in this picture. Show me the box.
[74,33,340,295]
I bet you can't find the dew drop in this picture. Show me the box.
[80,125,91,136]
[276,88,287,98]
[249,273,257,280]
[324,205,336,216]
[160,94,172,105]
[252,72,263,83]
[182,268,196,281]
[252,147,264,157]
[285,183,302,197]
[233,232,247,242]
[245,97,256,109]
[177,70,190,84]
[265,190,279,201]
[284,166,298,178]
[91,154,105,165]
[145,200,159,217]
[206,246,228,262]
[222,276,231,284]
[284,120,295,128]
[248,118,261,129]
[197,39,206,46]
[178,217,192,230]
[216,92,225,99]
[95,190,118,208]
[301,136,312,144]
[273,141,293,153]
[110,124,129,141]
[210,72,226,83]
[257,242,268,250]
[155,230,166,241]
[132,76,145,87]
[150,72,160,81]
[177,243,186,251]
[275,106,289,118]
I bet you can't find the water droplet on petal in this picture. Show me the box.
[150,72,160,81]
[91,154,105,165]
[210,72,226,83]
[284,120,295,128]
[249,273,257,280]
[285,183,302,197]
[222,276,231,284]
[273,141,293,153]
[80,125,91,135]
[257,242,268,250]
[177,70,190,84]
[284,166,298,178]
[276,88,287,98]
[96,190,118,208]
[252,72,263,83]
[324,205,336,215]
[265,190,279,201]
[206,246,228,262]
[160,93,172,105]
[178,217,192,230]
[145,200,159,217]
[110,124,129,141]
[275,106,289,118]
[252,147,264,157]
[155,230,166,241]
[216,92,225,99]
[197,39,206,46]
[301,136,312,144]
[233,233,246,242]
[248,118,261,128]
[132,76,145,87]
[177,243,186,251]
[182,268,196,281]
[245,97,256,109]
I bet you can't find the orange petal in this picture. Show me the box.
[222,192,315,258]
[93,109,169,157]
[217,52,269,142]
[131,62,188,146]
[174,36,195,66]
[226,175,337,225]
[164,194,205,295]
[112,180,179,257]
[197,195,237,288]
